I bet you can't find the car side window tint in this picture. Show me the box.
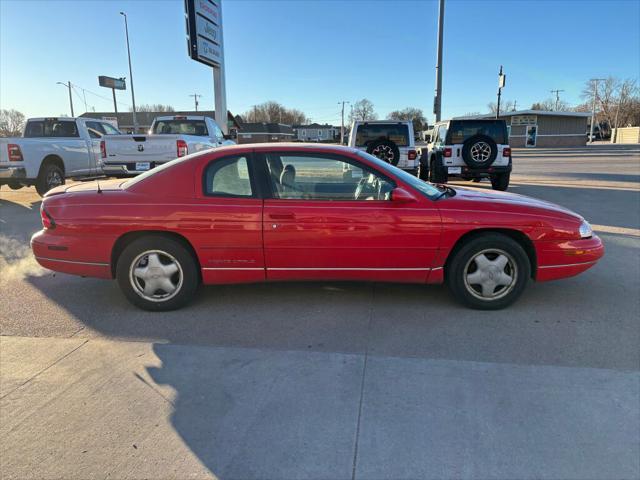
[265,154,393,201]
[204,156,253,197]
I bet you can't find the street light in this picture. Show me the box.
[56,81,74,117]
[120,11,138,131]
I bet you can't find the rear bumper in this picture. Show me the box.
[0,166,27,181]
[31,230,113,279]
[448,164,512,177]
[102,161,166,177]
[536,235,604,282]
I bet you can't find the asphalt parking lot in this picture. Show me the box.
[1,144,639,479]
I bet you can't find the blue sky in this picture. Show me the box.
[1,0,639,125]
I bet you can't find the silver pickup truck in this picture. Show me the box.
[0,117,121,195]
[101,115,235,176]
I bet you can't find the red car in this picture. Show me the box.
[31,144,603,311]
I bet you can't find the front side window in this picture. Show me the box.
[264,153,394,201]
[101,123,122,135]
[204,156,253,197]
[355,123,409,147]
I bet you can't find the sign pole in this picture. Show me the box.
[213,1,227,134]
[112,88,118,115]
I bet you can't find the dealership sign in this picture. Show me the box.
[98,76,126,90]
[186,0,223,68]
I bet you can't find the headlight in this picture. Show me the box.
[579,220,593,238]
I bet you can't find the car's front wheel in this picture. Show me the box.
[446,233,530,309]
[116,235,199,311]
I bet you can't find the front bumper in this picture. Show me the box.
[536,235,604,282]
[0,166,27,181]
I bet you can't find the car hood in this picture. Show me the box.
[439,185,583,222]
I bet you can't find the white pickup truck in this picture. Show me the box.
[0,117,122,195]
[101,115,234,176]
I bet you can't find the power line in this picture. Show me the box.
[189,93,202,111]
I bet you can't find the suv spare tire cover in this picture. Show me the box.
[461,134,498,168]
[366,139,401,166]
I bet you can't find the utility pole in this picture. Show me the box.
[512,100,518,111]
[496,65,506,118]
[56,81,74,117]
[338,100,350,144]
[550,89,565,111]
[189,93,202,111]
[433,0,445,122]
[589,78,605,144]
[120,12,138,131]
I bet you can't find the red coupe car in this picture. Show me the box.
[31,144,603,311]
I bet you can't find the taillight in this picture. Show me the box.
[444,147,452,157]
[100,140,106,159]
[40,205,55,230]
[408,150,417,161]
[177,139,188,157]
[8,144,23,162]
[503,147,511,157]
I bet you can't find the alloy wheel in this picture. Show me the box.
[470,141,492,162]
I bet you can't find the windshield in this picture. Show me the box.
[152,120,208,136]
[355,150,442,200]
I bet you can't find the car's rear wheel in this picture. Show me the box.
[36,163,64,196]
[429,157,447,183]
[446,233,530,309]
[116,236,199,311]
[491,172,510,191]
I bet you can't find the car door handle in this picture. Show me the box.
[269,213,295,220]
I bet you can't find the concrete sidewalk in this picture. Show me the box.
[1,335,638,479]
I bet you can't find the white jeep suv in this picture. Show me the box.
[421,119,512,190]
[348,121,419,173]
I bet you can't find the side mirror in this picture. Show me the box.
[391,187,417,203]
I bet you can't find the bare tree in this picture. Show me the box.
[531,98,570,111]
[349,99,377,122]
[132,104,175,112]
[242,101,309,125]
[0,109,26,137]
[487,100,515,114]
[577,77,640,135]
[387,107,427,132]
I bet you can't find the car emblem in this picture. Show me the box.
[137,144,144,152]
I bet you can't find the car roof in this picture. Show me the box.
[352,120,411,125]
[204,142,361,154]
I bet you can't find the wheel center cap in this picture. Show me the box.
[149,267,163,279]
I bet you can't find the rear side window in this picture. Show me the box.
[24,120,79,138]
[204,156,254,197]
[153,120,208,136]
[447,121,507,144]
[355,123,409,147]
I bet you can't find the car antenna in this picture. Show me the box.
[96,179,102,194]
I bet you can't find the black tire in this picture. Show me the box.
[491,172,510,191]
[446,233,530,310]
[417,161,429,181]
[461,134,498,168]
[116,235,199,311]
[366,139,400,166]
[36,162,65,196]
[8,182,23,190]
[429,157,447,183]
